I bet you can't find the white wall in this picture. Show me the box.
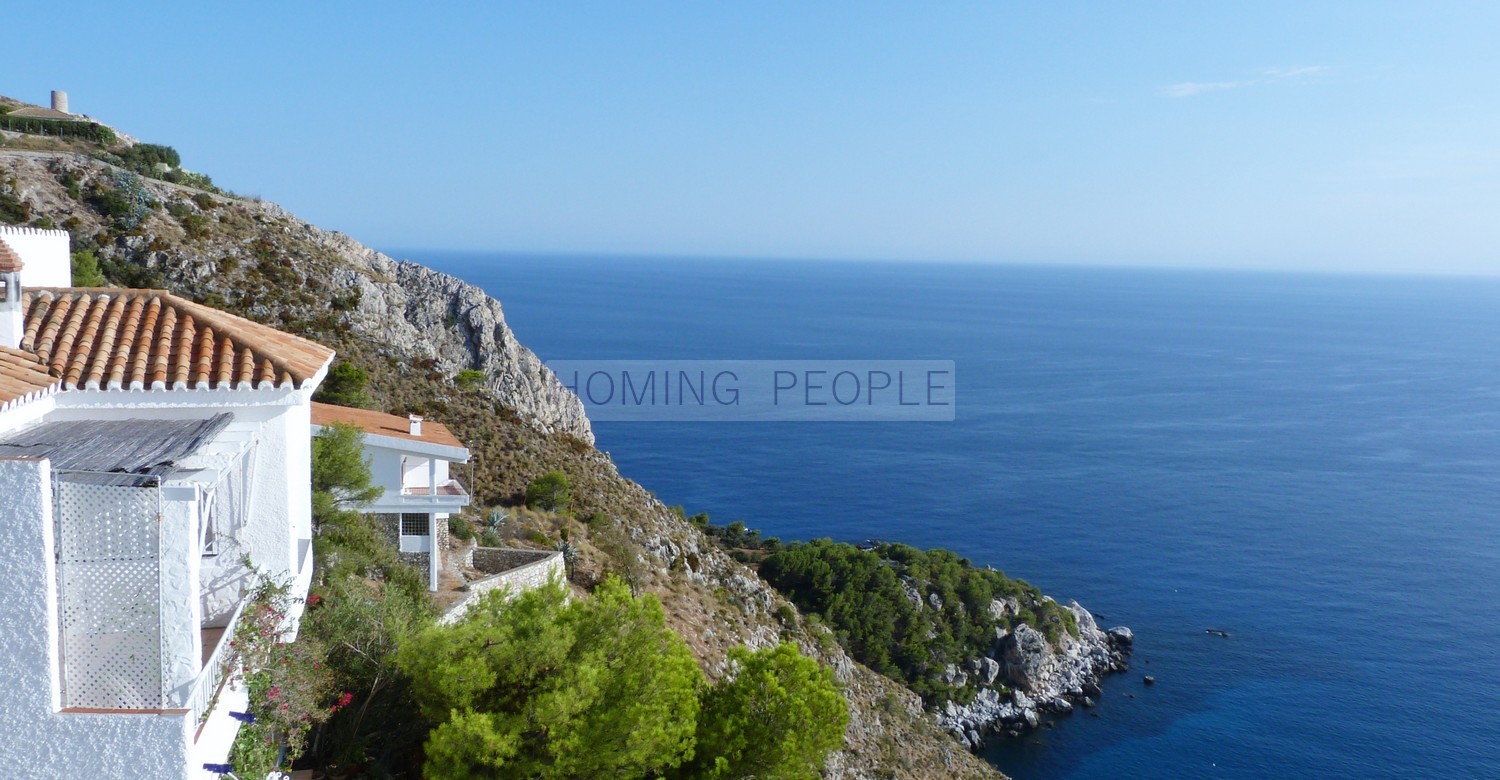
[401,454,431,490]
[0,457,192,779]
[49,385,317,636]
[280,393,316,635]
[0,227,73,288]
[366,447,407,495]
[0,392,58,435]
[160,485,202,707]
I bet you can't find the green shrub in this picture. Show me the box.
[180,213,210,239]
[313,360,374,409]
[448,514,474,541]
[70,251,106,286]
[115,142,181,172]
[398,580,845,780]
[0,189,31,224]
[454,369,485,390]
[0,114,114,143]
[524,470,572,511]
[59,172,81,200]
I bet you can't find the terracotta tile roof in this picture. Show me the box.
[311,402,466,451]
[0,345,59,408]
[21,288,335,391]
[0,238,21,273]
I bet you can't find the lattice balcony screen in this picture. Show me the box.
[54,472,165,710]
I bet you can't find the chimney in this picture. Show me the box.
[0,238,25,349]
[51,91,68,114]
[409,414,423,436]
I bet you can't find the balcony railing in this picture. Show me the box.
[187,597,248,730]
[398,479,469,500]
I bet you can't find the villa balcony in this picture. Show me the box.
[400,478,468,498]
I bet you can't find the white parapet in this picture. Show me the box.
[0,226,74,288]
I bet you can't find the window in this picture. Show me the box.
[400,513,431,537]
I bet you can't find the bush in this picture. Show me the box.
[70,251,106,286]
[115,142,181,172]
[454,368,485,390]
[399,578,701,779]
[524,470,572,511]
[313,360,374,409]
[180,213,210,239]
[0,189,31,224]
[398,580,845,780]
[448,514,473,541]
[673,644,848,780]
[0,114,114,143]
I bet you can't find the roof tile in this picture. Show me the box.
[0,345,59,407]
[311,402,466,450]
[0,238,22,273]
[22,288,334,391]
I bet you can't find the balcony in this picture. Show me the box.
[188,599,248,729]
[400,478,468,498]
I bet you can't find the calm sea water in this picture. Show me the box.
[401,253,1500,780]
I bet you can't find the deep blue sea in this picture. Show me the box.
[401,253,1500,780]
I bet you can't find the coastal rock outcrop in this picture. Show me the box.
[936,600,1132,749]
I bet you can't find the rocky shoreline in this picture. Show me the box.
[936,600,1133,749]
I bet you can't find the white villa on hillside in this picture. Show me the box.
[311,402,470,591]
[0,226,333,779]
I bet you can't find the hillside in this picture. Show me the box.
[0,121,1003,778]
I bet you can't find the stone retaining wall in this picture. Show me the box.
[440,548,564,625]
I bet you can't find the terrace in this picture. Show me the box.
[0,414,287,738]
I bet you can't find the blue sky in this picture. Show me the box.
[6,2,1499,273]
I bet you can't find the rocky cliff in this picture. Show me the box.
[938,601,1133,748]
[0,149,590,442]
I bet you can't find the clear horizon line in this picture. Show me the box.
[379,247,1500,281]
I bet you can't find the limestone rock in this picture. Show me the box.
[978,656,1001,686]
[1000,623,1050,690]
[937,599,1133,750]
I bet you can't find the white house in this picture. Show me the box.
[310,402,470,591]
[0,226,334,779]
